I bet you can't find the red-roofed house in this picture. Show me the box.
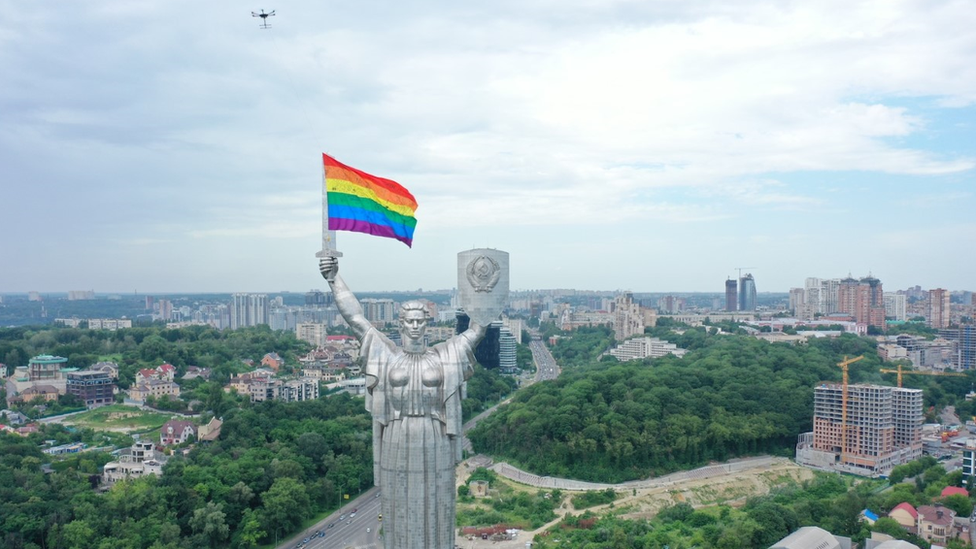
[136,368,159,384]
[160,420,196,445]
[941,486,969,498]
[917,504,956,544]
[15,424,39,436]
[261,353,284,372]
[157,363,176,381]
[889,502,919,533]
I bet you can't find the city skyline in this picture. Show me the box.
[2,2,974,294]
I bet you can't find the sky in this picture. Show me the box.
[1,0,974,294]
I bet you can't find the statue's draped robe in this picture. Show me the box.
[362,327,476,549]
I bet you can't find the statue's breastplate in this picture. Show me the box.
[388,352,444,418]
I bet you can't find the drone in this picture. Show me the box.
[251,9,275,29]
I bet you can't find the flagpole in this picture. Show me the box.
[316,157,342,258]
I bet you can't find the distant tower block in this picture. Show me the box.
[470,480,490,498]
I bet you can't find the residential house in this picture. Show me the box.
[15,424,39,436]
[226,374,318,403]
[90,361,119,379]
[102,440,167,485]
[136,363,176,385]
[261,352,284,372]
[941,486,968,499]
[0,409,28,425]
[128,379,181,403]
[861,509,879,525]
[197,417,223,442]
[889,502,918,533]
[15,384,60,404]
[301,366,347,383]
[157,363,176,381]
[135,368,158,385]
[224,369,273,394]
[160,420,196,445]
[916,504,956,545]
[182,366,211,381]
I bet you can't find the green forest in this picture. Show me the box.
[0,323,523,549]
[1,396,372,549]
[468,325,974,483]
[4,320,976,548]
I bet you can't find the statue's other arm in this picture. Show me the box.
[319,257,372,339]
[457,320,487,380]
[461,320,487,345]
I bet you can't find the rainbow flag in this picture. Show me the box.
[323,153,418,247]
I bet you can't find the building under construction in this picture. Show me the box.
[796,382,923,476]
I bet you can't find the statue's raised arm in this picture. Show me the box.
[319,257,372,339]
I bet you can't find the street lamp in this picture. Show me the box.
[274,526,284,548]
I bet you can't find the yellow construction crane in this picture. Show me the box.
[837,355,864,465]
[879,363,967,387]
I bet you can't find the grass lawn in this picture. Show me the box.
[63,404,179,433]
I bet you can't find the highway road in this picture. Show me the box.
[278,486,383,549]
[529,336,560,382]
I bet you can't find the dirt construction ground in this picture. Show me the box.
[456,457,815,549]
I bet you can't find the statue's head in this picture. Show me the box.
[399,301,429,344]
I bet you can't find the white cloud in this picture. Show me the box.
[1,0,975,291]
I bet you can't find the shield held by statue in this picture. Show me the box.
[457,248,509,325]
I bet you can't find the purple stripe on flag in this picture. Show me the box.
[329,217,413,247]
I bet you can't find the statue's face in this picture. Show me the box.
[400,310,427,342]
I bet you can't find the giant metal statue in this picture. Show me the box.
[315,154,508,548]
[319,248,508,549]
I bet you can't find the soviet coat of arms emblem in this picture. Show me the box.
[457,248,509,325]
[466,255,501,292]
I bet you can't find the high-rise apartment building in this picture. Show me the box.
[939,326,976,370]
[803,383,922,474]
[928,289,950,329]
[738,273,757,311]
[498,324,518,373]
[362,298,396,325]
[612,292,645,341]
[230,293,269,330]
[725,279,737,312]
[821,278,841,314]
[657,295,684,315]
[296,323,330,348]
[305,290,330,306]
[837,276,885,330]
[884,292,907,321]
[964,440,976,482]
[158,299,173,322]
[789,288,805,312]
